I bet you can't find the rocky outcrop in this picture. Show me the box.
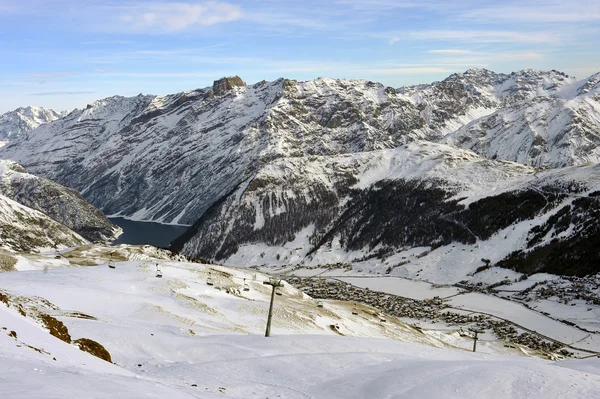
[212,76,246,95]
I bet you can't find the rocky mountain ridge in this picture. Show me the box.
[0,76,426,224]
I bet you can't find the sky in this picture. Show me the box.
[0,0,599,113]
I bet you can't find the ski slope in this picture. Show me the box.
[1,248,599,398]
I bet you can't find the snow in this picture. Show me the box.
[337,276,462,300]
[1,253,600,398]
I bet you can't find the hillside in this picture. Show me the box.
[0,160,121,242]
[1,248,599,398]
[173,142,600,277]
[0,194,87,254]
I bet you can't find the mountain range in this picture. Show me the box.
[1,69,599,278]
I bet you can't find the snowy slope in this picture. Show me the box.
[174,140,600,276]
[0,194,87,253]
[399,69,577,136]
[400,69,600,166]
[0,160,121,242]
[442,96,600,168]
[0,106,62,147]
[1,253,600,398]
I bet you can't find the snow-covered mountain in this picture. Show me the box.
[172,141,600,277]
[0,77,424,225]
[399,69,600,167]
[1,70,599,277]
[399,69,578,136]
[0,106,62,147]
[0,160,120,242]
[0,194,87,253]
[442,96,600,168]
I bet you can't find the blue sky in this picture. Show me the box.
[0,0,599,113]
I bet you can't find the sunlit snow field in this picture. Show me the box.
[1,247,599,398]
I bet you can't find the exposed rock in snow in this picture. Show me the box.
[442,97,600,168]
[212,75,246,95]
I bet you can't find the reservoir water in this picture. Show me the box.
[109,217,190,248]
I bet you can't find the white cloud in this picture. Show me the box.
[428,51,544,64]
[428,49,476,55]
[119,2,242,32]
[462,1,600,23]
[404,30,556,43]
[30,91,96,96]
[24,72,74,78]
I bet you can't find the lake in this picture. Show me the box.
[109,217,190,248]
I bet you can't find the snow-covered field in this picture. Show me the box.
[337,276,462,300]
[1,247,600,398]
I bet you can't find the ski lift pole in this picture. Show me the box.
[469,327,484,352]
[263,278,283,337]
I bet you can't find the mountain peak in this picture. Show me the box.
[0,106,62,143]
